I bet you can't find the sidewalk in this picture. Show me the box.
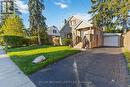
[0,46,36,87]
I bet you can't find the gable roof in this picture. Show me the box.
[60,15,100,31]
[48,26,59,31]
[76,21,93,29]
[47,26,60,36]
[60,16,74,32]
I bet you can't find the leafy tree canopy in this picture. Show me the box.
[1,15,25,36]
[89,0,130,32]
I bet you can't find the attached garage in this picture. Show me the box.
[103,33,122,47]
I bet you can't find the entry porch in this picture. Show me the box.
[73,26,103,49]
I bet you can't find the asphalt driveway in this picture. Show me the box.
[29,48,129,87]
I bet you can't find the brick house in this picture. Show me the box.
[60,15,103,48]
[124,30,130,50]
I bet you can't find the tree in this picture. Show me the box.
[2,15,25,36]
[89,0,130,32]
[113,0,130,32]
[89,0,112,28]
[28,0,48,45]
[1,15,25,47]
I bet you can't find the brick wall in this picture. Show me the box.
[124,31,130,51]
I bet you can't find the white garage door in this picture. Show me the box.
[104,36,119,47]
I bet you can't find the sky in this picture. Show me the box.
[15,0,92,30]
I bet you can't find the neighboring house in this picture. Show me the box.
[47,26,60,45]
[124,30,130,50]
[60,15,103,48]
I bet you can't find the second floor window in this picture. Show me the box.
[70,20,76,26]
[53,30,57,34]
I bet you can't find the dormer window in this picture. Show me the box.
[53,30,57,34]
[70,20,76,26]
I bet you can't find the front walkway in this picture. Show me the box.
[0,46,36,87]
[30,48,129,87]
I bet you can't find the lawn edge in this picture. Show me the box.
[122,48,130,86]
[6,46,80,75]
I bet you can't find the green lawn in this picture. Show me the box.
[7,45,80,75]
[124,49,130,73]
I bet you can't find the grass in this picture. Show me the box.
[123,49,130,73]
[6,45,80,75]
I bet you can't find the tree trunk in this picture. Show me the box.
[37,27,41,45]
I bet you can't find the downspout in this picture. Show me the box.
[89,27,92,48]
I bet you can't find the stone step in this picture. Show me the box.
[74,42,83,49]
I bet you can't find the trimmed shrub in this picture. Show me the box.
[62,38,72,46]
[3,35,26,48]
[29,36,38,45]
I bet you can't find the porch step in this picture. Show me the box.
[74,42,83,49]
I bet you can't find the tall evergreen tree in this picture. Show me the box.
[89,0,130,32]
[28,0,48,45]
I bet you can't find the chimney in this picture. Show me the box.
[64,19,67,24]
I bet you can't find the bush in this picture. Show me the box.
[0,36,4,45]
[27,36,49,45]
[28,36,38,45]
[105,29,123,33]
[22,37,31,46]
[62,38,72,46]
[3,35,27,48]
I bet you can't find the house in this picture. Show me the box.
[60,15,103,48]
[124,30,130,50]
[47,26,60,45]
